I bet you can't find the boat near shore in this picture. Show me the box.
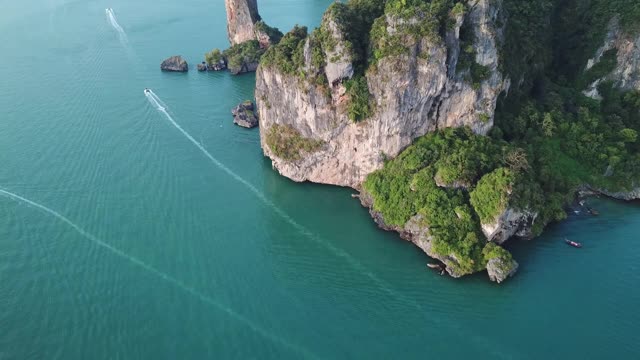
[565,239,583,248]
[427,263,447,275]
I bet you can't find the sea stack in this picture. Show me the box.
[225,0,260,45]
[232,100,259,128]
[161,56,188,72]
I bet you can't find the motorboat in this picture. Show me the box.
[565,238,583,248]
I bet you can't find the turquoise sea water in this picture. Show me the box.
[1,0,639,358]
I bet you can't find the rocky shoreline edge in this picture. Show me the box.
[354,184,638,283]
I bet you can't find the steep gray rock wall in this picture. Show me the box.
[435,0,509,132]
[256,0,508,188]
[225,0,260,45]
[585,17,640,98]
[480,208,538,244]
[322,16,354,85]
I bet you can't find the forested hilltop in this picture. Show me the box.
[252,0,640,282]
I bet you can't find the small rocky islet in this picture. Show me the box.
[160,55,188,72]
[232,100,259,128]
[203,0,640,283]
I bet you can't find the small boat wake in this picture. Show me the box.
[105,8,128,44]
[144,88,168,113]
[0,187,317,359]
[143,89,510,358]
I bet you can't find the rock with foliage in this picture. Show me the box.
[160,56,188,72]
[224,40,264,74]
[361,127,540,280]
[204,49,227,71]
[470,168,538,243]
[255,20,283,48]
[232,100,259,128]
[253,0,640,282]
[257,0,508,188]
[484,243,518,283]
[264,124,324,161]
[219,0,282,74]
[318,7,355,85]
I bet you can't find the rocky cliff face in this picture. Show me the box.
[584,17,640,98]
[589,184,640,201]
[225,0,260,45]
[481,208,538,244]
[359,192,518,283]
[160,56,188,72]
[256,0,509,188]
[486,256,519,283]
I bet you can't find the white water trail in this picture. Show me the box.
[105,8,128,44]
[0,188,317,359]
[145,90,510,359]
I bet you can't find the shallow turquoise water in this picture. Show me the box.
[0,0,639,359]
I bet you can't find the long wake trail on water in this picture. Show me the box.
[0,188,317,359]
[105,8,128,44]
[145,89,396,292]
[145,90,511,359]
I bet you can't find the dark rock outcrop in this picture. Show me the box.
[208,60,227,71]
[229,61,259,75]
[480,208,538,244]
[161,56,188,72]
[232,100,259,128]
[197,62,207,72]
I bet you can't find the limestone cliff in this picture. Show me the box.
[256,0,509,188]
[225,0,260,45]
[584,17,640,98]
[480,208,537,244]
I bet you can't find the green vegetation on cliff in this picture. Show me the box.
[204,21,283,73]
[261,0,640,279]
[456,18,491,89]
[549,0,640,86]
[482,242,515,272]
[469,168,515,224]
[204,49,222,66]
[363,128,530,275]
[223,40,264,71]
[261,0,467,122]
[370,0,459,62]
[495,0,640,197]
[261,25,309,75]
[255,20,284,44]
[265,124,324,161]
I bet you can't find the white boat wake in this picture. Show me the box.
[0,188,317,359]
[144,89,511,359]
[105,8,128,44]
